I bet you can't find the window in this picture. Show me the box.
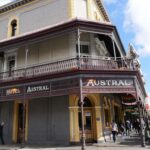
[74,0,87,19]
[104,109,109,126]
[78,97,92,107]
[76,42,90,56]
[11,20,17,36]
[7,56,15,76]
[4,50,17,76]
[103,97,111,127]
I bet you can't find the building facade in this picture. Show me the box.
[0,0,146,145]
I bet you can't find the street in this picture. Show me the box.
[0,134,149,150]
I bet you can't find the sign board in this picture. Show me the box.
[26,83,50,93]
[84,79,134,87]
[145,96,150,111]
[3,87,24,96]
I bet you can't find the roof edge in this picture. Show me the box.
[0,0,36,14]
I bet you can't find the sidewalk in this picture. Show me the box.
[0,134,149,150]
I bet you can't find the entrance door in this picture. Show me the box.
[78,98,94,142]
[13,101,27,143]
[114,106,120,124]
[17,103,24,143]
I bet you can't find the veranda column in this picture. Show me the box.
[135,78,145,147]
[21,46,29,148]
[69,95,80,143]
[79,78,86,150]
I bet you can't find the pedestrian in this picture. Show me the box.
[0,122,5,145]
[125,120,131,136]
[120,122,125,136]
[112,120,118,142]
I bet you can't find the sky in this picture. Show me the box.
[103,0,150,96]
[0,0,149,96]
[0,0,13,6]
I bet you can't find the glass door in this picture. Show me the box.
[78,109,93,142]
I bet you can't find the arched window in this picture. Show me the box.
[78,97,92,107]
[11,19,17,36]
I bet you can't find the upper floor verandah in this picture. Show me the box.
[0,55,137,83]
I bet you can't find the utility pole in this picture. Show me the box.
[79,77,86,150]
[138,101,145,147]
[135,78,145,147]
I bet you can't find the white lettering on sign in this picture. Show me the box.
[27,85,49,93]
[86,79,133,87]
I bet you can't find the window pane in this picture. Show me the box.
[85,112,92,130]
[78,112,82,129]
[105,109,109,127]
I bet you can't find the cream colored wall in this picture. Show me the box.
[17,35,70,68]
[71,0,108,23]
[0,0,69,40]
[90,0,106,22]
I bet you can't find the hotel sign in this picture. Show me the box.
[4,87,23,96]
[85,79,134,87]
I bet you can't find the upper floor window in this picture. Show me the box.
[76,42,90,56]
[74,0,87,19]
[11,20,17,37]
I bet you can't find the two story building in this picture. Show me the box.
[0,0,146,145]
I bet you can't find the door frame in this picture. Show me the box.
[12,100,28,143]
[79,107,94,142]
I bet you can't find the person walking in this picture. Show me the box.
[112,120,118,142]
[0,122,5,145]
[125,120,131,136]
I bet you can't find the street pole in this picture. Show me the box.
[21,47,28,148]
[137,101,145,147]
[135,78,145,147]
[21,84,26,148]
[79,77,86,150]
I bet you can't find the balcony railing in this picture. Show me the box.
[0,57,136,82]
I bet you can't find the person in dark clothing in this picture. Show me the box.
[0,122,5,145]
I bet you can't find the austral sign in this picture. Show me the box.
[83,78,136,94]
[26,83,50,93]
[85,79,134,87]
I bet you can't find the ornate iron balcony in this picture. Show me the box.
[0,56,135,83]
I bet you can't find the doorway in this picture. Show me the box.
[114,106,120,124]
[13,101,27,143]
[78,97,94,142]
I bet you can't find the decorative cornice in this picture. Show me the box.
[0,0,110,23]
[0,0,36,14]
[96,0,110,22]
[0,19,115,48]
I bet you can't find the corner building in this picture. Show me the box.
[0,0,146,145]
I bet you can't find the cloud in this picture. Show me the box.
[102,0,118,5]
[0,0,14,6]
[124,0,150,56]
